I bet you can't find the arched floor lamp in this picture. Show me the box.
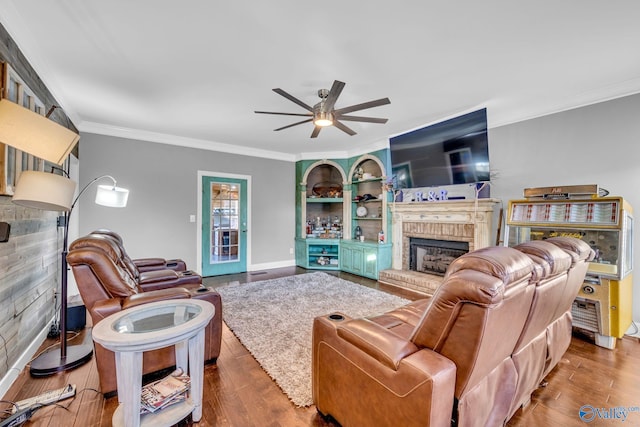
[12,170,129,375]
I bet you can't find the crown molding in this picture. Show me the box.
[79,121,297,162]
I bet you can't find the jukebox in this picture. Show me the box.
[505,187,633,349]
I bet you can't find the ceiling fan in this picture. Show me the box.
[255,80,390,138]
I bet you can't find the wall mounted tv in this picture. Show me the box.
[390,108,490,189]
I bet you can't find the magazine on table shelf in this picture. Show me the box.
[140,368,191,414]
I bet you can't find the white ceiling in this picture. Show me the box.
[1,1,639,161]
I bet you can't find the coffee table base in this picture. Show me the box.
[113,399,196,427]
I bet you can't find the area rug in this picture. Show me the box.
[216,272,410,407]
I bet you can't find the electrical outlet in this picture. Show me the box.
[289,247,294,255]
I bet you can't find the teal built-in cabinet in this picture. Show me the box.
[295,149,392,279]
[340,240,392,279]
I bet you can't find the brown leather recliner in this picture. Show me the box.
[507,240,574,418]
[313,245,538,427]
[539,237,593,377]
[312,238,592,427]
[67,234,222,396]
[72,234,202,292]
[90,228,190,274]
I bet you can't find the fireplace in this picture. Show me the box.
[409,238,469,276]
[378,199,499,296]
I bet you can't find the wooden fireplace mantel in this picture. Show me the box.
[379,198,501,296]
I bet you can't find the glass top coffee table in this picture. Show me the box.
[92,299,215,427]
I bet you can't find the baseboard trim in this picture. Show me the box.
[248,259,296,272]
[0,317,53,398]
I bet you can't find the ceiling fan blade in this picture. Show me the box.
[274,118,313,131]
[310,126,322,138]
[333,120,357,136]
[322,80,345,112]
[337,115,388,124]
[255,111,313,117]
[334,97,390,115]
[273,88,314,112]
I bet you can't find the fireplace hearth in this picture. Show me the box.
[409,238,469,276]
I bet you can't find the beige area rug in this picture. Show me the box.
[216,272,409,407]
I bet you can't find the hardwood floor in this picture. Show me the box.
[2,266,639,426]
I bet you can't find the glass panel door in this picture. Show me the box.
[202,176,247,276]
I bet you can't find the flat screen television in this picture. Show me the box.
[390,108,490,189]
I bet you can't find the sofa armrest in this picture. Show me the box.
[137,269,202,292]
[337,318,420,370]
[133,258,167,268]
[134,258,188,272]
[138,269,180,284]
[313,314,457,427]
[92,298,124,322]
[122,288,192,310]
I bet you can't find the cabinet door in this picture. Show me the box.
[351,247,364,275]
[340,245,354,272]
[340,245,363,275]
[363,248,378,279]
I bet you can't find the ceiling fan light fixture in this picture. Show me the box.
[313,102,333,127]
[313,111,333,127]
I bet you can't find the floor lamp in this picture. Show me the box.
[12,170,129,376]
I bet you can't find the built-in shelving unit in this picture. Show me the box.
[301,238,341,270]
[294,151,392,278]
[350,156,388,243]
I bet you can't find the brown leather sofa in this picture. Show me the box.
[75,233,202,292]
[67,234,222,395]
[312,238,593,427]
[507,237,592,419]
[91,228,190,273]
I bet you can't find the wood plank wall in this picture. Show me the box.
[0,21,77,381]
[0,196,59,378]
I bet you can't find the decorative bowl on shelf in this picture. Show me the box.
[312,181,343,198]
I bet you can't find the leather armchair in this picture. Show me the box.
[90,228,190,273]
[72,234,201,292]
[67,234,222,396]
[312,238,592,427]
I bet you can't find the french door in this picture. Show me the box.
[201,174,248,276]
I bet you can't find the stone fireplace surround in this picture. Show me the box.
[379,199,500,296]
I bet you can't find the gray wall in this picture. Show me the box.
[78,93,640,322]
[489,92,640,321]
[77,134,295,271]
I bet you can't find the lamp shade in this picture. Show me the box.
[12,170,76,211]
[95,184,129,207]
[0,99,79,165]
